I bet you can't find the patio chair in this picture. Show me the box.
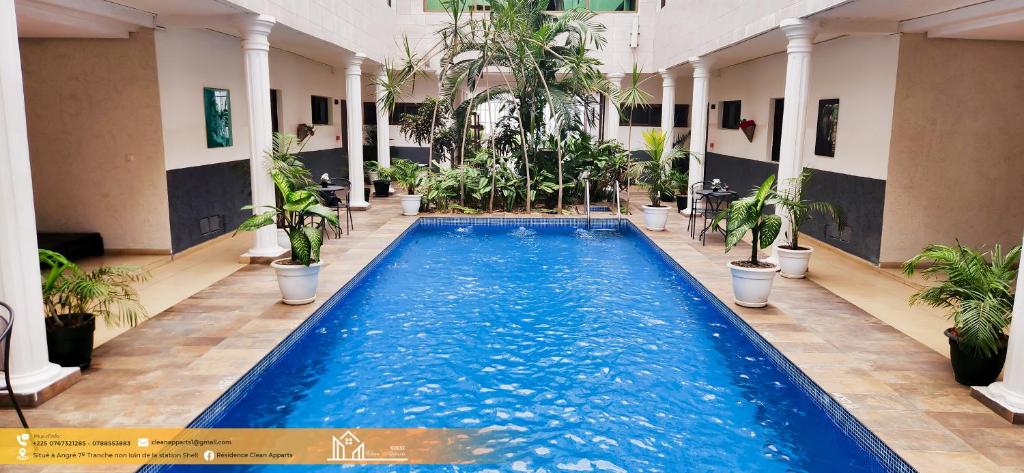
[0,302,28,428]
[327,178,354,237]
[686,181,708,239]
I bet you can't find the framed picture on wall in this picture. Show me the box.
[204,87,233,148]
[814,98,839,157]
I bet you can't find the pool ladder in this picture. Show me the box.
[584,177,592,229]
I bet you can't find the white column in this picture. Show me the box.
[604,72,624,143]
[0,0,79,401]
[659,69,675,162]
[346,53,369,208]
[973,232,1024,423]
[239,14,285,259]
[375,70,391,169]
[774,18,816,243]
[685,57,712,215]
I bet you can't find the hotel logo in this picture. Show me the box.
[327,431,365,461]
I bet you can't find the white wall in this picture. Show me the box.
[706,35,899,180]
[156,28,250,170]
[612,73,693,151]
[653,0,848,69]
[392,0,661,73]
[269,48,345,152]
[157,28,353,171]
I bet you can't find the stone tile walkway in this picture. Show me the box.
[1,197,1020,472]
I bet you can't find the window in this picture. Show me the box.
[619,105,661,127]
[311,95,331,125]
[673,104,689,128]
[589,0,635,11]
[546,0,585,10]
[390,102,422,123]
[720,100,741,129]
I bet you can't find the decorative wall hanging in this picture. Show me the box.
[814,98,839,157]
[739,119,756,142]
[203,87,232,148]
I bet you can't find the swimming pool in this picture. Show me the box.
[154,218,911,472]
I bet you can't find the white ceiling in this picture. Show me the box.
[678,0,1023,72]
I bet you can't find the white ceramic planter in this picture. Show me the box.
[400,194,422,216]
[277,228,290,249]
[271,259,322,305]
[728,261,780,308]
[641,205,670,231]
[777,246,814,279]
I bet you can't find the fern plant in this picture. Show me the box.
[774,169,846,250]
[236,133,339,266]
[712,175,782,266]
[903,243,1019,358]
[39,249,149,328]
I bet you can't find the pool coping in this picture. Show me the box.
[146,217,914,472]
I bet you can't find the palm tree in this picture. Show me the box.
[611,64,652,212]
[903,243,1020,357]
[773,169,846,250]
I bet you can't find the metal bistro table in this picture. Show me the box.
[694,188,738,245]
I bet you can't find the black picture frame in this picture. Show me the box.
[814,98,839,157]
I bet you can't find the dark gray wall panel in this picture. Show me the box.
[391,146,430,165]
[167,159,251,253]
[297,147,347,180]
[704,152,886,263]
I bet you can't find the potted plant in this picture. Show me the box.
[903,243,1019,386]
[39,249,148,368]
[773,169,846,278]
[669,169,689,213]
[236,133,340,305]
[712,175,782,307]
[366,161,392,198]
[390,158,425,216]
[632,129,686,231]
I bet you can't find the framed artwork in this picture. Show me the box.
[814,98,839,157]
[204,87,233,148]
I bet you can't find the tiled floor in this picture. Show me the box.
[4,197,1021,472]
[75,236,250,346]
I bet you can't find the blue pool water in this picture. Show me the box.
[159,220,904,472]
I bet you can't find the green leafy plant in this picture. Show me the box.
[712,175,782,267]
[389,159,425,195]
[903,243,1019,358]
[39,249,149,328]
[668,169,689,196]
[366,161,390,181]
[236,133,339,266]
[630,129,688,207]
[774,169,846,250]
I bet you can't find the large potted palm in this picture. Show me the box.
[389,159,425,216]
[773,169,846,278]
[236,133,340,305]
[712,175,782,307]
[39,249,148,368]
[631,129,686,231]
[904,243,1019,386]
